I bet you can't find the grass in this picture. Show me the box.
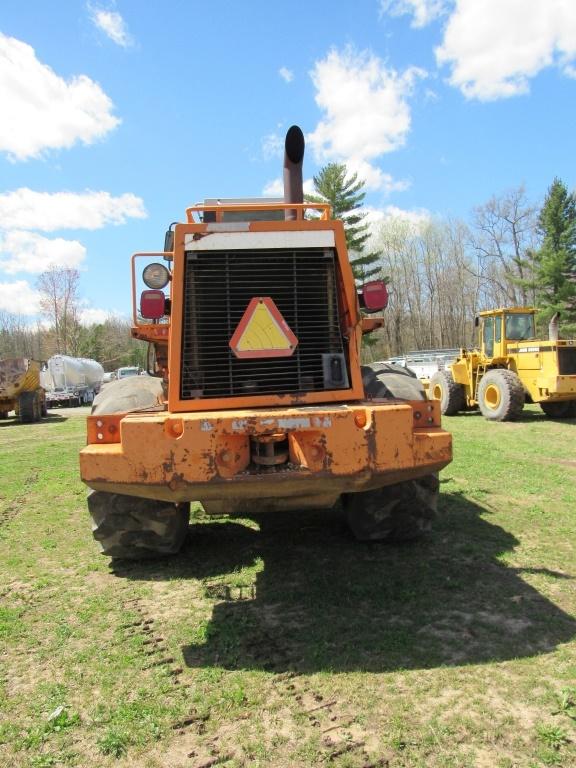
[0,405,575,767]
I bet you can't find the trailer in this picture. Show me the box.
[42,356,104,407]
[385,349,459,388]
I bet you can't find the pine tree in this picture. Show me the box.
[534,178,576,334]
[307,163,381,281]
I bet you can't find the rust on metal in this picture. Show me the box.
[80,402,452,511]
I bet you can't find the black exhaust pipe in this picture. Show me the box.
[283,125,305,221]
[549,312,560,341]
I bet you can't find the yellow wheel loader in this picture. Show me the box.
[430,308,576,421]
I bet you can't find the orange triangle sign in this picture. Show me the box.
[229,297,298,359]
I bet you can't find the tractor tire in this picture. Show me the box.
[477,369,525,421]
[429,370,465,415]
[343,474,439,542]
[18,391,40,423]
[88,491,190,559]
[361,361,426,400]
[540,400,576,419]
[349,362,438,542]
[92,376,164,415]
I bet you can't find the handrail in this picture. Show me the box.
[185,202,331,223]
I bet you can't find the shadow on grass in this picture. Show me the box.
[0,413,68,428]
[113,491,576,673]
[448,408,576,424]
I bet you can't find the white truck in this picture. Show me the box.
[41,355,104,407]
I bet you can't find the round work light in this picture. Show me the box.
[142,262,170,289]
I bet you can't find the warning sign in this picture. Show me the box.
[229,297,298,359]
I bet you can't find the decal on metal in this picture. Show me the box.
[229,297,298,359]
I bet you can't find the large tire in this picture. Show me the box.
[361,361,426,400]
[88,491,190,559]
[350,362,438,541]
[429,370,465,416]
[477,369,525,421]
[92,376,164,415]
[343,474,439,542]
[18,391,39,423]
[540,400,576,419]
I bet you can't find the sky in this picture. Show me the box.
[1,0,575,323]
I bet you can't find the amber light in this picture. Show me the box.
[354,411,367,428]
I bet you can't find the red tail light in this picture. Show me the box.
[359,280,388,313]
[140,289,166,320]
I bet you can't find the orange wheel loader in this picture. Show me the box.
[79,126,452,559]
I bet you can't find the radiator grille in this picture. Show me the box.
[180,248,346,399]
[558,346,576,375]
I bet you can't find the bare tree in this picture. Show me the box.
[471,186,539,307]
[36,267,80,355]
[371,216,477,355]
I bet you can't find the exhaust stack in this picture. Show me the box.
[283,125,305,221]
[549,312,560,341]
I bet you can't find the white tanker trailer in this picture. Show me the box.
[42,355,104,407]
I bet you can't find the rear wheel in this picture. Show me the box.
[88,491,190,559]
[18,391,41,423]
[477,369,525,422]
[350,362,439,542]
[361,361,426,400]
[92,376,164,415]
[429,370,465,415]
[540,401,576,419]
[343,474,439,542]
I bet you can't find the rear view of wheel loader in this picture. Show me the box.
[430,308,576,421]
[0,358,46,422]
[79,126,452,560]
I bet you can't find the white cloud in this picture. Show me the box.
[0,231,86,274]
[262,178,283,197]
[0,33,120,161]
[0,280,41,315]
[364,204,431,229]
[436,0,576,100]
[380,0,448,27]
[79,306,115,325]
[261,132,284,161]
[279,66,294,83]
[308,47,425,191]
[0,188,146,232]
[262,178,315,197]
[89,7,133,47]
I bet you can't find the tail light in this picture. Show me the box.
[359,280,388,313]
[140,289,166,320]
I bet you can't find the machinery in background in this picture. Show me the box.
[0,358,46,422]
[429,308,576,421]
[41,355,104,408]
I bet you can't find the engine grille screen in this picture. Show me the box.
[558,346,576,375]
[180,248,346,399]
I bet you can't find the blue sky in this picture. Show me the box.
[1,0,575,322]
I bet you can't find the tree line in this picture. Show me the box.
[0,266,145,368]
[309,168,576,360]
[1,174,575,366]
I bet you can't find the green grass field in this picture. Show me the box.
[1,406,575,768]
